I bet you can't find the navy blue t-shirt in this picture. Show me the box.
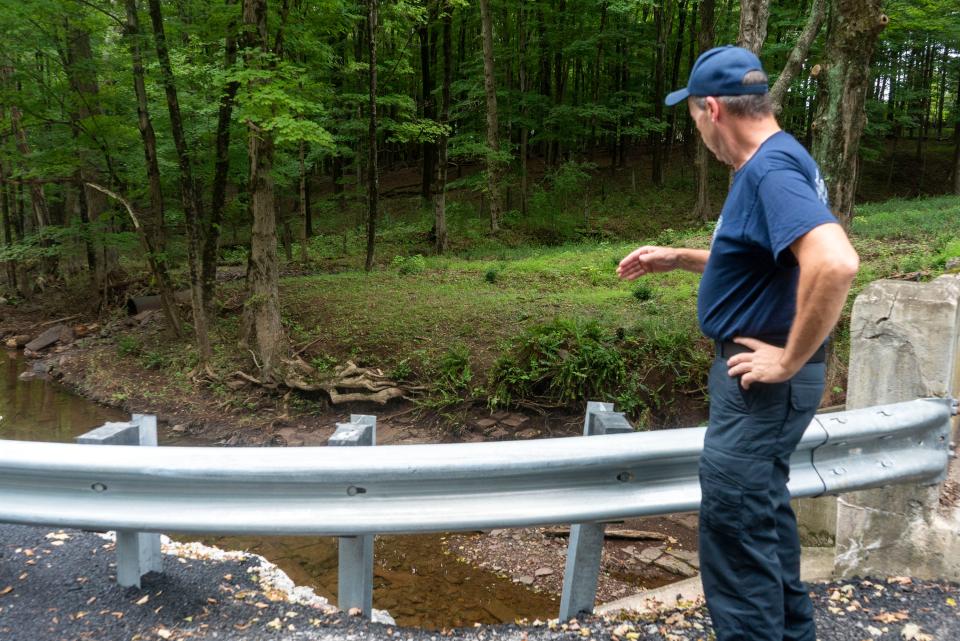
[697,131,837,342]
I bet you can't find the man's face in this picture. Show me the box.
[688,97,728,165]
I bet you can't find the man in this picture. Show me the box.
[617,46,859,641]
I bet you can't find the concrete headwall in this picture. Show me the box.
[834,275,960,579]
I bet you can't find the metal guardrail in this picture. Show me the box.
[0,397,954,619]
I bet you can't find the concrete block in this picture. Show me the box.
[835,275,960,580]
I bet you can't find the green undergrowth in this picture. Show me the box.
[113,194,960,428]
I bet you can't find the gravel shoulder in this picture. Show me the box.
[3,524,959,641]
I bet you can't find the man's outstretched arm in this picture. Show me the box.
[617,246,710,280]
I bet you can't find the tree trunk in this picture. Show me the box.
[147,0,213,366]
[811,3,888,227]
[122,0,181,335]
[651,1,672,187]
[364,0,379,271]
[298,141,309,263]
[935,47,947,139]
[665,0,688,166]
[953,64,960,195]
[62,20,105,289]
[419,18,435,204]
[433,0,452,255]
[478,0,503,232]
[205,0,241,318]
[693,0,716,222]
[10,109,51,232]
[240,0,285,381]
[769,0,826,114]
[519,5,529,217]
[737,0,770,54]
[0,162,16,290]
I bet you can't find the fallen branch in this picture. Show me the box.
[543,527,669,542]
[32,314,80,329]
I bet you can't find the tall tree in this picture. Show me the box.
[205,0,241,317]
[953,63,960,195]
[433,0,452,255]
[240,0,285,381]
[693,0,716,222]
[122,0,181,335]
[812,1,889,227]
[364,0,379,271]
[478,0,503,232]
[146,0,213,368]
[737,0,769,54]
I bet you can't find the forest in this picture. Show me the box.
[0,0,958,416]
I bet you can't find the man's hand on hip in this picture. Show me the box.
[725,337,797,389]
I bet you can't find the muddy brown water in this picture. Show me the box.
[0,351,703,628]
[0,351,562,627]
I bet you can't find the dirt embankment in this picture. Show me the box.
[1,301,705,601]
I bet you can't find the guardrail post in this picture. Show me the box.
[836,275,960,579]
[76,414,162,588]
[329,414,376,617]
[559,401,633,620]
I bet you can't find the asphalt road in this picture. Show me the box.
[1,524,958,641]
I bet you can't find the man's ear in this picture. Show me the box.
[704,96,721,123]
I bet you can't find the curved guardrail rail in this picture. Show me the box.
[0,397,954,620]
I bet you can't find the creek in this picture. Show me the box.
[0,351,559,628]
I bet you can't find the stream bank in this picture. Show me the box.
[0,304,702,628]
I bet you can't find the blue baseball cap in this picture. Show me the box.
[664,45,768,106]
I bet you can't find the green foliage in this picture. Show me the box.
[512,161,597,243]
[632,282,654,301]
[488,318,626,407]
[484,268,498,283]
[116,335,142,357]
[391,254,427,275]
[436,344,473,392]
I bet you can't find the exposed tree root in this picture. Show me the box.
[230,359,424,405]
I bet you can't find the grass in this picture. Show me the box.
[103,192,960,428]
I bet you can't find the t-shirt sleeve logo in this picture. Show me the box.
[814,169,829,206]
[711,214,723,247]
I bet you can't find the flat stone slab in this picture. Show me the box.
[501,414,529,428]
[25,324,66,352]
[653,554,698,578]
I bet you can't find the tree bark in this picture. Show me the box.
[62,20,105,287]
[693,0,715,222]
[935,46,947,139]
[769,0,826,114]
[147,0,213,366]
[478,0,503,232]
[205,0,241,318]
[519,4,530,217]
[651,1,672,187]
[364,0,379,271]
[240,0,285,381]
[665,0,688,166]
[419,16,435,204]
[812,3,888,227]
[298,141,309,263]
[433,0,452,255]
[0,161,16,290]
[737,0,770,54]
[953,63,960,195]
[122,0,181,335]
